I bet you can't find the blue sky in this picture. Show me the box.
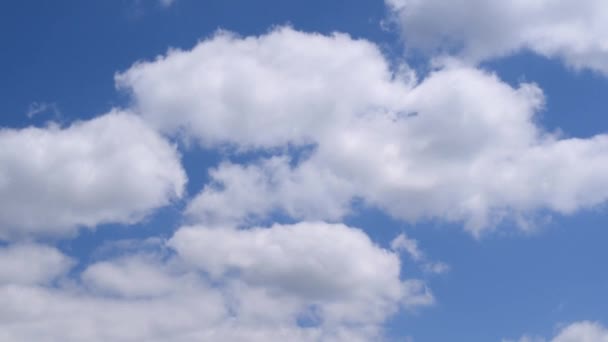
[1,1,608,341]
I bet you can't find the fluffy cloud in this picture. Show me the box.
[0,244,73,286]
[0,111,186,239]
[81,254,189,298]
[116,27,414,150]
[553,322,608,342]
[386,0,608,74]
[121,27,608,234]
[0,221,431,341]
[507,321,608,342]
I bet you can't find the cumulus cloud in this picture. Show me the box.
[118,27,608,234]
[0,244,73,286]
[170,222,433,323]
[0,221,431,341]
[385,0,608,74]
[507,321,608,342]
[552,322,608,342]
[0,111,186,239]
[116,27,415,150]
[81,254,188,298]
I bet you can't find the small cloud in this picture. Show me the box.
[391,233,449,275]
[26,102,61,119]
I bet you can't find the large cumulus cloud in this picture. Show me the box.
[118,27,608,234]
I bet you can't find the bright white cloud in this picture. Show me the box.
[386,0,608,74]
[0,111,186,239]
[118,27,608,235]
[553,322,608,342]
[81,254,189,298]
[116,27,415,150]
[185,156,355,225]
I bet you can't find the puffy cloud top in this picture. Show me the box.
[0,111,186,239]
[119,27,608,234]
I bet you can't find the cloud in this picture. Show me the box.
[385,0,608,74]
[170,222,433,323]
[552,322,608,342]
[507,321,608,342]
[26,102,61,119]
[0,244,73,286]
[0,221,431,341]
[115,27,417,150]
[117,27,608,234]
[81,254,187,298]
[391,233,448,274]
[0,110,186,239]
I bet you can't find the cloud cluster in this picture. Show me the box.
[2,4,607,339]
[386,0,608,74]
[0,222,432,341]
[0,111,186,239]
[119,27,608,234]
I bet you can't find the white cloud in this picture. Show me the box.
[81,254,189,298]
[185,156,354,225]
[170,222,434,324]
[553,322,608,342]
[116,27,415,150]
[0,221,431,341]
[391,233,423,261]
[386,0,608,74]
[0,110,186,239]
[0,244,73,286]
[117,27,608,235]
[508,321,608,342]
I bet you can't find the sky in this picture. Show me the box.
[1,1,608,341]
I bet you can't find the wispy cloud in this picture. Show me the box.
[25,102,61,119]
